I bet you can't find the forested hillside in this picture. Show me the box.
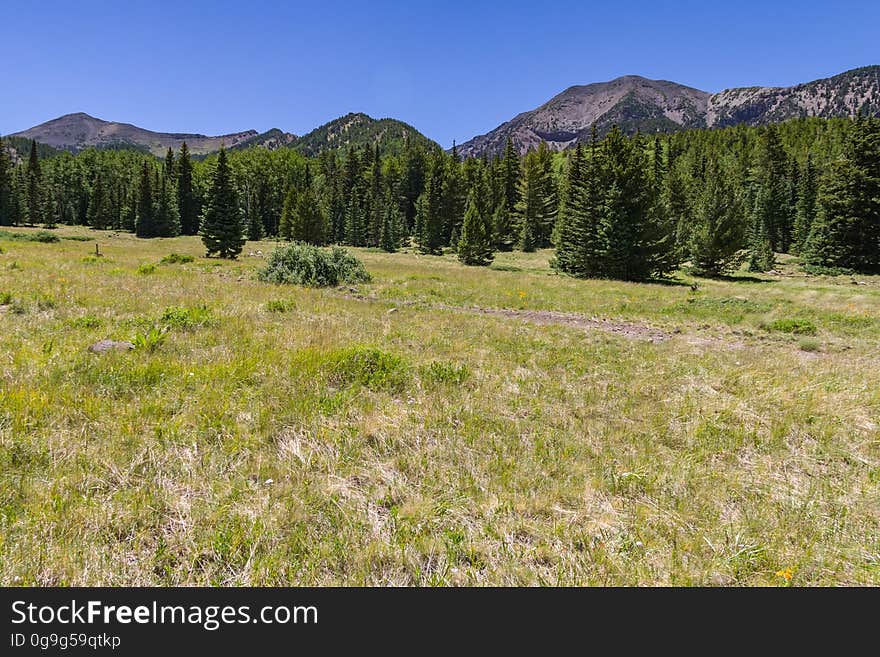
[0,115,877,273]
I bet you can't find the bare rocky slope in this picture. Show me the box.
[458,65,880,157]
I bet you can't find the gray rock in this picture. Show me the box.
[88,339,135,354]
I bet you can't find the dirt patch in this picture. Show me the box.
[337,291,708,344]
[449,305,671,342]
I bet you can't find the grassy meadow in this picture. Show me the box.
[1,226,878,585]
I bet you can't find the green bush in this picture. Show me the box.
[328,347,409,391]
[132,327,166,352]
[69,315,103,329]
[160,305,213,330]
[798,338,822,352]
[137,263,157,275]
[258,243,371,287]
[160,253,195,265]
[762,318,818,335]
[0,229,60,243]
[0,291,12,305]
[802,263,854,276]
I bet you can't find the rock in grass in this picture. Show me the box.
[88,339,135,354]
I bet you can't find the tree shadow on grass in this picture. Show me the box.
[708,273,776,284]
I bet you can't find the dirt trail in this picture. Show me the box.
[440,304,671,342]
[339,289,673,342]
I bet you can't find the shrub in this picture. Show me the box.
[160,253,195,265]
[798,338,822,352]
[802,263,854,276]
[137,263,157,275]
[328,347,409,391]
[160,305,213,330]
[258,243,371,287]
[132,327,166,352]
[69,315,103,329]
[0,229,60,243]
[762,318,818,335]
[0,292,12,305]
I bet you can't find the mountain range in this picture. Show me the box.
[6,65,879,159]
[6,111,437,158]
[456,65,880,157]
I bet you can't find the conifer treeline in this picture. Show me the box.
[1,115,877,274]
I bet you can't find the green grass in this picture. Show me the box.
[762,318,819,335]
[0,225,879,586]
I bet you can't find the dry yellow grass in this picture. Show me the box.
[0,227,878,585]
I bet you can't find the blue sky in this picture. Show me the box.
[2,1,878,147]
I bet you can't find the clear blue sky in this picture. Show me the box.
[2,1,878,147]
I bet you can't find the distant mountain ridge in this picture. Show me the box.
[457,65,880,157]
[9,112,259,156]
[7,65,880,159]
[8,111,436,158]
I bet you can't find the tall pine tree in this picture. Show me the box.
[26,140,44,226]
[0,137,11,226]
[135,161,155,237]
[805,116,880,272]
[688,157,746,275]
[177,142,200,235]
[200,147,244,258]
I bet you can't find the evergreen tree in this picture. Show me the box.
[753,125,793,252]
[552,145,586,273]
[200,147,244,258]
[154,174,180,237]
[177,142,200,235]
[534,141,558,246]
[26,140,44,226]
[246,189,264,241]
[665,162,692,262]
[747,205,775,272]
[368,145,383,246]
[516,152,543,252]
[121,189,137,232]
[792,154,817,254]
[0,137,12,226]
[164,148,175,180]
[552,130,604,278]
[86,171,113,229]
[688,158,746,275]
[416,155,445,254]
[379,189,402,253]
[457,170,495,266]
[495,138,520,250]
[290,166,327,244]
[442,148,465,246]
[279,184,297,241]
[400,139,426,234]
[595,127,674,280]
[343,148,367,245]
[805,116,880,272]
[135,161,155,237]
